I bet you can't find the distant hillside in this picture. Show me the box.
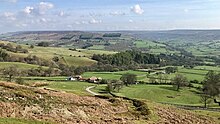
[127,30,220,42]
[0,40,115,67]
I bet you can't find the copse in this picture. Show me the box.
[92,50,160,67]
[120,73,137,86]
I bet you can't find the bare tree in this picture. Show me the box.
[172,74,188,91]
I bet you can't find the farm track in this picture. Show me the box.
[86,86,100,96]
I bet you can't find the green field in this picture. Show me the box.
[0,62,48,70]
[47,81,94,95]
[23,76,66,81]
[83,67,211,83]
[88,45,105,50]
[82,70,148,80]
[93,84,219,107]
[116,85,201,105]
[0,41,116,67]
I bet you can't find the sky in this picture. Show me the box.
[0,0,220,33]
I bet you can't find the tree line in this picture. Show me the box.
[92,50,160,67]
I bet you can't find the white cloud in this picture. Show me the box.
[15,23,27,27]
[22,2,54,16]
[74,21,81,25]
[3,12,16,21]
[2,0,17,3]
[131,4,144,15]
[110,11,125,16]
[23,6,34,14]
[81,21,88,24]
[184,9,189,13]
[89,18,102,24]
[40,18,47,23]
[38,2,54,15]
[129,19,134,23]
[59,11,64,16]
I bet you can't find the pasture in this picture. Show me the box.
[93,84,219,107]
[47,81,94,95]
[0,62,48,70]
[0,41,115,66]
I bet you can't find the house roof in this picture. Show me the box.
[89,76,97,81]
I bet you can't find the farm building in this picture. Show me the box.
[66,76,76,81]
[87,76,102,83]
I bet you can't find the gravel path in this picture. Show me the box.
[86,86,100,96]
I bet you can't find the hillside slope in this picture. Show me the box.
[0,82,217,124]
[0,41,115,67]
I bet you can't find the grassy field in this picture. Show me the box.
[93,84,219,107]
[88,45,105,50]
[0,62,48,70]
[0,41,115,67]
[116,85,201,105]
[47,81,94,95]
[82,70,148,80]
[83,67,210,83]
[23,76,66,81]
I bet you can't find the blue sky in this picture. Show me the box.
[0,0,220,33]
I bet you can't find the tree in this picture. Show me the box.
[106,80,123,93]
[120,73,137,86]
[2,66,20,82]
[44,67,53,77]
[74,67,85,75]
[30,45,34,49]
[172,74,188,91]
[200,88,212,108]
[112,80,123,92]
[202,71,220,98]
[165,67,178,74]
[0,49,9,61]
[52,56,59,62]
[37,42,49,47]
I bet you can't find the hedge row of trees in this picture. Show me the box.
[0,43,28,53]
[0,66,61,82]
[0,49,53,66]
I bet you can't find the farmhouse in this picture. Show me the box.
[66,76,76,81]
[66,75,83,81]
[87,76,102,83]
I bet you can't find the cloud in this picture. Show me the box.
[131,4,144,15]
[58,11,64,16]
[2,0,18,3]
[89,18,102,24]
[3,12,16,21]
[23,6,34,14]
[110,11,126,16]
[23,2,54,16]
[129,19,134,23]
[184,9,189,13]
[38,2,54,15]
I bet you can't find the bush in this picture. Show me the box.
[15,77,25,85]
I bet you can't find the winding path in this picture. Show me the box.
[86,86,100,96]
